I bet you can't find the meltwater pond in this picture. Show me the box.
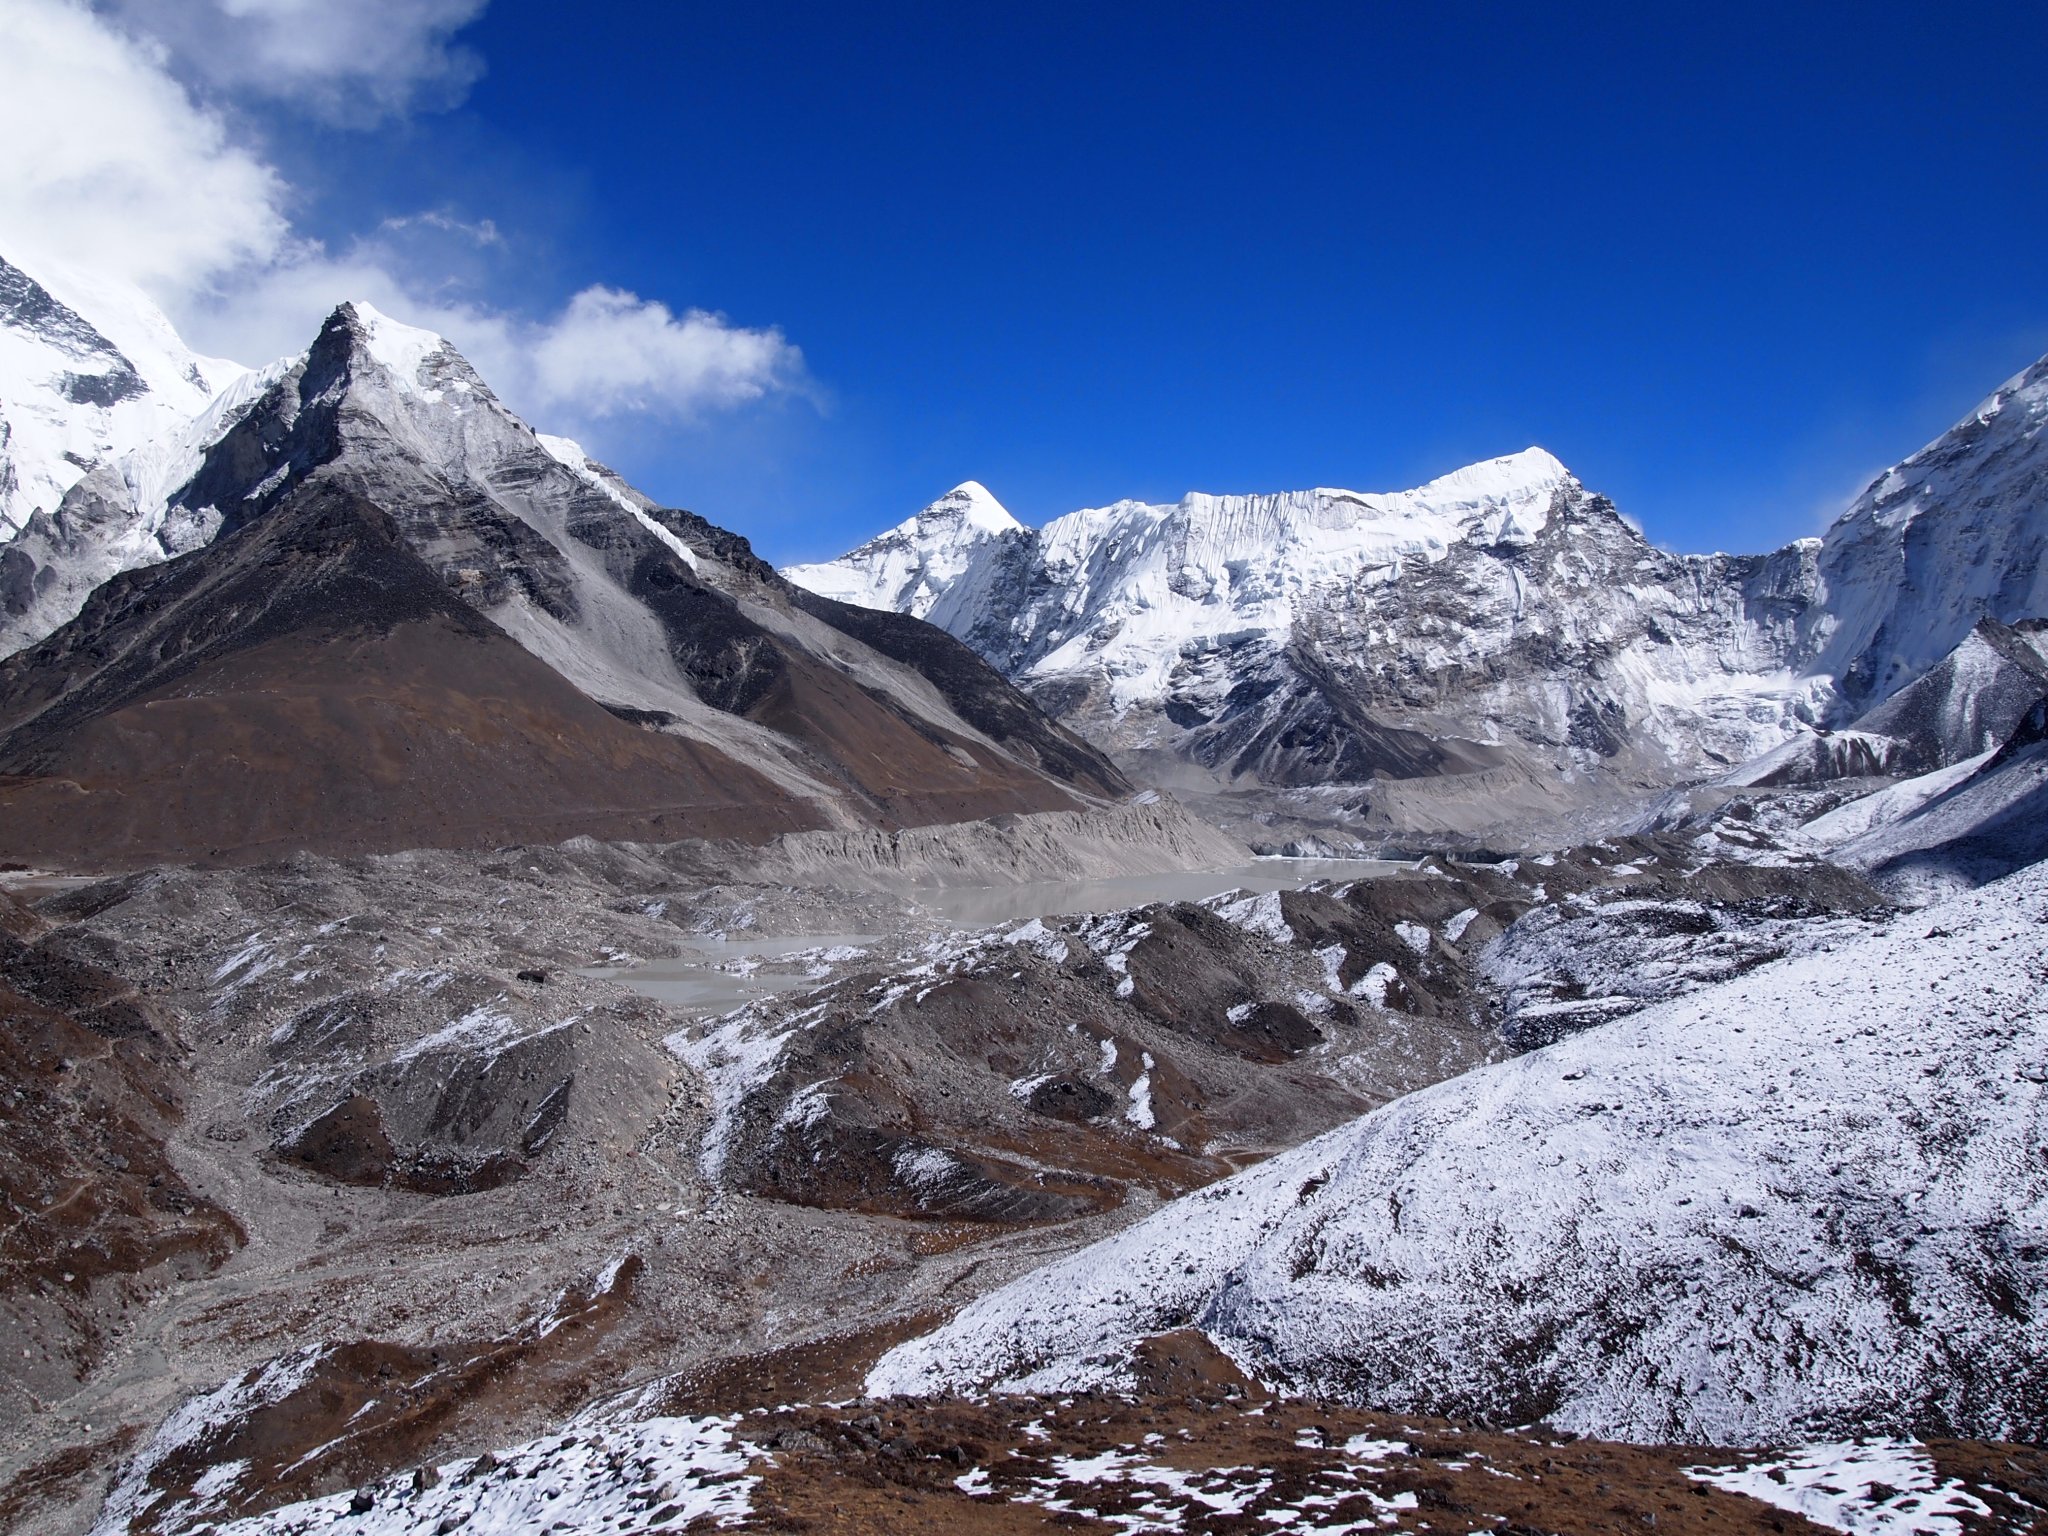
[574,933,886,1012]
[581,858,1402,1014]
[908,858,1403,927]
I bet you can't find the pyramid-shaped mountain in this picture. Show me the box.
[0,303,1123,866]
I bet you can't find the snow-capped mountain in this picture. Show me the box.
[1802,352,2048,709]
[0,251,245,538]
[790,454,1825,815]
[783,478,1027,620]
[0,300,1124,864]
[869,858,2048,1444]
[788,356,2048,827]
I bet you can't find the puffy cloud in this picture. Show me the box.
[528,287,805,417]
[99,0,490,120]
[0,0,807,432]
[0,0,288,293]
[190,249,807,428]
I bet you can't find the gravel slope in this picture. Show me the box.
[870,859,2048,1444]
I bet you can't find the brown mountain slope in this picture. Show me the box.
[0,303,1128,867]
[0,485,825,866]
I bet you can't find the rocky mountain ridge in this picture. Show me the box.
[788,354,2048,839]
[0,298,1128,864]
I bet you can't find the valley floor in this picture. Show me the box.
[0,796,2033,1536]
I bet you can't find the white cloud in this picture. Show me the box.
[0,0,807,432]
[185,248,807,430]
[99,0,490,121]
[377,211,504,247]
[529,288,806,417]
[0,0,288,294]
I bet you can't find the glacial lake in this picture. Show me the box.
[581,858,1402,1014]
[907,857,1404,927]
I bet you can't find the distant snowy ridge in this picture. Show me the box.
[796,450,1571,701]
[1015,448,1572,710]
[869,857,2048,1444]
[787,357,2048,812]
[784,478,1024,618]
[789,447,1827,795]
[0,250,245,537]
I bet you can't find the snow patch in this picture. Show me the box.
[195,1415,759,1536]
[348,302,449,396]
[1212,889,1293,944]
[1685,1441,1991,1535]
[1125,1052,1156,1130]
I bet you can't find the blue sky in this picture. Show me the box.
[14,2,2048,564]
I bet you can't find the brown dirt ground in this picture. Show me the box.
[730,1390,2044,1536]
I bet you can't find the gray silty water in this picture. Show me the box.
[908,858,1403,927]
[583,860,1402,1012]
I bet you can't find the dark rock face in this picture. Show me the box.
[0,303,1135,867]
[279,1094,403,1187]
[1845,617,2048,774]
[0,258,125,365]
[1023,1074,1118,1122]
[1216,1001,1325,1062]
[791,588,1128,800]
[57,369,146,408]
[278,1091,532,1196]
[0,485,824,867]
[627,552,788,715]
[0,543,32,619]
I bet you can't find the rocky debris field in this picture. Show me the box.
[0,841,1114,1533]
[669,829,1892,1230]
[0,814,1933,1535]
